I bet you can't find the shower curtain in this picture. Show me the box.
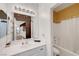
[53,17,79,55]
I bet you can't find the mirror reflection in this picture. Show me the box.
[0,20,8,38]
[0,10,8,39]
[14,13,31,40]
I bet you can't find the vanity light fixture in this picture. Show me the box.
[14,6,36,16]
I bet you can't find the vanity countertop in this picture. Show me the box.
[0,39,46,56]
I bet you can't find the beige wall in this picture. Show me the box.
[53,3,79,23]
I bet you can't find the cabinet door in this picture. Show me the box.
[32,45,47,56]
[14,45,47,56]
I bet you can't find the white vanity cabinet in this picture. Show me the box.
[14,45,47,56]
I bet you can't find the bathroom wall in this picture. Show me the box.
[38,3,56,55]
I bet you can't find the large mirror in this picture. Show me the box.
[0,10,8,39]
[14,13,31,40]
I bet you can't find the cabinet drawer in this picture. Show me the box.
[14,45,47,56]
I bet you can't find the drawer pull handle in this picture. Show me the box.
[40,48,43,50]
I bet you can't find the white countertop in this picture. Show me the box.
[0,39,46,56]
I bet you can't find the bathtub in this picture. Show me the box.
[53,44,78,56]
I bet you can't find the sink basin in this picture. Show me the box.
[11,40,27,46]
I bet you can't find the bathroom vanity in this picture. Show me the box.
[0,39,47,56]
[14,45,47,56]
[0,6,47,56]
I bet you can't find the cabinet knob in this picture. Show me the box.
[40,48,43,50]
